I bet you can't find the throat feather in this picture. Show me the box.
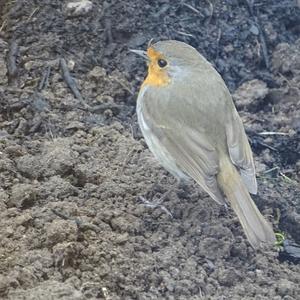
[142,64,170,87]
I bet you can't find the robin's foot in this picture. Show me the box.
[137,177,181,218]
[137,194,173,217]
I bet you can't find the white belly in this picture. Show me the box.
[137,96,188,180]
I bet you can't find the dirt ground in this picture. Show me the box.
[0,0,300,299]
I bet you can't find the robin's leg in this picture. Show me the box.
[137,176,183,218]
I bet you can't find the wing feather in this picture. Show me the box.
[226,109,257,194]
[164,128,225,204]
[139,88,226,204]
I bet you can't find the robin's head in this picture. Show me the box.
[131,40,208,88]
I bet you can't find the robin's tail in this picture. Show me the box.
[217,157,276,249]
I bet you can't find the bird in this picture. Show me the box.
[131,40,276,249]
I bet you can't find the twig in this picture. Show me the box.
[27,7,39,22]
[181,3,203,16]
[104,19,113,44]
[89,103,122,114]
[38,66,51,91]
[59,58,83,102]
[259,167,298,185]
[175,30,195,38]
[262,166,279,174]
[153,4,169,18]
[121,147,137,171]
[256,140,278,152]
[244,0,270,68]
[7,39,18,85]
[0,19,7,32]
[113,77,134,95]
[206,0,214,24]
[52,208,72,220]
[51,208,100,233]
[279,172,298,185]
[4,86,35,94]
[258,131,290,136]
[215,27,222,59]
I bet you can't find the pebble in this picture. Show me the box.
[64,0,93,17]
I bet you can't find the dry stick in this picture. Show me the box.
[206,0,214,24]
[38,66,51,91]
[181,3,204,16]
[51,209,100,233]
[0,19,7,32]
[27,7,39,22]
[59,58,84,102]
[258,131,290,136]
[215,27,222,59]
[256,140,278,152]
[104,19,113,44]
[176,30,195,38]
[114,77,134,95]
[245,0,270,68]
[90,103,122,114]
[7,40,18,84]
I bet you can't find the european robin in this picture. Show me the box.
[132,40,276,248]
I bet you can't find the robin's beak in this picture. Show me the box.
[129,49,148,60]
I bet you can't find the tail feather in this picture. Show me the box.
[218,158,276,248]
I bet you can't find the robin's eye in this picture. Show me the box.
[157,59,167,68]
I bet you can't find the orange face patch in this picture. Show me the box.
[142,47,170,88]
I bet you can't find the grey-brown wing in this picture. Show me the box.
[226,108,257,194]
[164,127,226,204]
[139,88,226,205]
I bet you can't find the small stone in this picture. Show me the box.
[24,60,42,71]
[8,184,37,209]
[52,242,78,267]
[224,44,234,53]
[64,0,93,17]
[218,268,241,286]
[114,233,129,245]
[5,226,14,237]
[0,188,9,203]
[46,220,78,246]
[249,24,259,35]
[110,215,141,234]
[198,237,231,260]
[88,66,107,80]
[17,138,77,179]
[264,23,278,43]
[272,41,300,75]
[67,59,75,71]
[0,274,9,295]
[15,212,33,226]
[38,176,78,200]
[277,279,294,297]
[233,79,269,109]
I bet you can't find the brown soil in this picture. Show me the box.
[0,0,300,299]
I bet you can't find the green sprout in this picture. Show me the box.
[275,232,285,248]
